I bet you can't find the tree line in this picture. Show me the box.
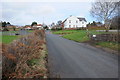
[0,21,11,31]
[87,21,103,27]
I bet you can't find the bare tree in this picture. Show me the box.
[90,0,118,32]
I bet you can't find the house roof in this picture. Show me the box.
[62,18,68,23]
[7,25,16,28]
[77,17,87,22]
[37,24,42,26]
[25,27,31,29]
[25,26,31,28]
[62,16,87,23]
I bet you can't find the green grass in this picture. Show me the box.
[0,35,19,44]
[53,30,111,42]
[53,30,78,34]
[96,42,119,50]
[3,31,17,33]
[53,30,118,50]
[63,30,89,42]
[27,58,40,66]
[8,31,17,33]
[27,30,34,32]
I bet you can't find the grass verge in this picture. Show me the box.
[95,42,119,51]
[53,30,111,42]
[53,30,118,50]
[52,30,78,34]
[63,31,89,42]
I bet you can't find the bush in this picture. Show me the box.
[51,27,62,31]
[76,27,86,30]
[2,28,9,31]
[2,30,47,78]
[87,26,105,30]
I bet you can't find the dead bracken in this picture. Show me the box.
[1,30,48,79]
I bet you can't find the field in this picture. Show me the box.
[0,35,19,44]
[27,30,34,32]
[6,31,17,33]
[1,30,31,44]
[52,30,118,50]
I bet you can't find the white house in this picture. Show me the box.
[48,25,52,29]
[33,24,43,30]
[24,25,32,30]
[63,16,87,28]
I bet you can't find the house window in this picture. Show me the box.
[76,21,78,23]
[82,22,84,24]
[76,25,77,27]
[73,25,75,27]
[69,25,71,28]
[69,20,71,23]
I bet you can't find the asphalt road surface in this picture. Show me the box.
[46,31,118,78]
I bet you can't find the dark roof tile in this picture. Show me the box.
[77,17,87,22]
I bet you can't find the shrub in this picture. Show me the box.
[51,27,62,31]
[2,30,47,78]
[3,28,9,31]
[87,26,105,30]
[76,27,86,30]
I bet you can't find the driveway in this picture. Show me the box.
[46,31,118,78]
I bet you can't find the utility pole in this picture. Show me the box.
[42,16,45,25]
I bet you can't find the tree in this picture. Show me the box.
[43,25,48,30]
[2,22,7,27]
[57,20,62,26]
[110,15,120,29]
[87,21,99,27]
[13,26,16,31]
[90,0,118,32]
[31,22,37,26]
[87,22,91,27]
[7,22,10,25]
[91,21,97,26]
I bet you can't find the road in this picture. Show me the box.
[46,32,118,78]
[1,30,30,35]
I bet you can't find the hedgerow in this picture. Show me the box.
[1,30,48,79]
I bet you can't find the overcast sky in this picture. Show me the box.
[1,0,96,26]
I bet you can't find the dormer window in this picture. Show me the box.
[69,20,71,23]
[69,25,71,28]
[76,21,78,23]
[73,25,75,27]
